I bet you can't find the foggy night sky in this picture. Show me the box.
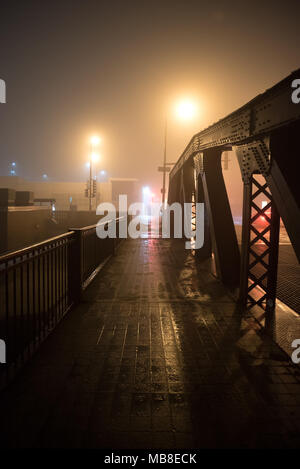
[0,0,300,194]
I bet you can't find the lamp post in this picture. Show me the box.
[88,135,100,211]
[160,99,197,206]
[162,119,167,206]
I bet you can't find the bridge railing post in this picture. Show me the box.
[68,229,83,305]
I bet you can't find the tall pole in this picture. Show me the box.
[162,118,167,206]
[89,143,92,211]
[87,136,100,211]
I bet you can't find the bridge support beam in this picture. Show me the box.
[195,173,212,260]
[201,148,240,286]
[180,160,195,238]
[193,153,211,260]
[267,121,300,262]
[238,173,280,313]
[236,139,283,316]
[167,170,182,239]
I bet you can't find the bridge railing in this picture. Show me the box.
[69,217,125,298]
[0,216,126,389]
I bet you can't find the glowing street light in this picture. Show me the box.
[9,162,17,176]
[143,186,151,195]
[160,98,198,205]
[175,99,197,121]
[91,152,100,163]
[90,135,101,146]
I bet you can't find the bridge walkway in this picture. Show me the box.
[1,237,300,448]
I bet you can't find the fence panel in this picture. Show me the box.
[0,215,128,389]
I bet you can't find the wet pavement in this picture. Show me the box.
[1,237,300,448]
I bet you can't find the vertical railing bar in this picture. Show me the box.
[58,240,62,318]
[12,258,17,370]
[32,250,36,351]
[26,255,30,356]
[51,243,55,328]
[61,240,64,315]
[64,239,67,310]
[53,243,56,324]
[37,247,41,344]
[20,257,24,365]
[5,260,9,382]
[55,241,58,323]
[46,246,51,333]
[42,247,46,340]
[67,238,69,308]
[59,241,62,314]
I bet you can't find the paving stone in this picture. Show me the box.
[0,238,300,448]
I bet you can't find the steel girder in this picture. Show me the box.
[235,120,300,313]
[168,69,300,311]
[169,69,300,179]
[174,149,240,286]
[196,149,240,286]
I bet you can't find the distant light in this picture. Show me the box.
[100,170,106,176]
[260,200,271,222]
[42,174,48,179]
[91,152,99,162]
[175,99,197,120]
[86,162,90,168]
[11,162,16,167]
[52,204,56,212]
[143,186,150,195]
[10,170,16,175]
[90,135,100,146]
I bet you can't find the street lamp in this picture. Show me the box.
[161,119,168,206]
[161,99,198,205]
[175,99,197,121]
[88,135,100,211]
[9,162,17,176]
[90,135,101,146]
[91,152,99,163]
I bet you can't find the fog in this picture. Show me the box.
[1,0,300,201]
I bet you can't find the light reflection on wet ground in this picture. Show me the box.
[0,236,300,448]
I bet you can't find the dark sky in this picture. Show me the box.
[0,0,300,194]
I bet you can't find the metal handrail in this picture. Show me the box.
[69,215,127,231]
[0,216,127,261]
[0,231,75,263]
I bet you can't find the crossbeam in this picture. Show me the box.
[170,69,300,180]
